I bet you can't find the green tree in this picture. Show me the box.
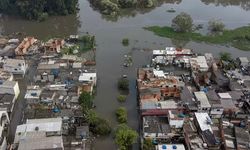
[115,124,138,149]
[219,52,232,62]
[208,19,225,33]
[79,91,93,112]
[171,12,193,32]
[86,110,112,135]
[92,118,112,135]
[118,78,129,91]
[116,107,127,123]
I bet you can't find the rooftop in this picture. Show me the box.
[194,112,213,132]
[194,91,211,108]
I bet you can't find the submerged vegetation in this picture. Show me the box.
[89,0,169,16]
[145,26,250,51]
[0,0,78,21]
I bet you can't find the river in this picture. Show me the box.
[1,0,250,149]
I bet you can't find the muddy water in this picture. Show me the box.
[1,0,250,149]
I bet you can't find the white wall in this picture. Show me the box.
[169,119,184,128]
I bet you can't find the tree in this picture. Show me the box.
[86,110,112,136]
[171,12,193,32]
[115,124,138,149]
[208,19,225,33]
[118,78,129,91]
[143,138,154,150]
[92,118,112,135]
[219,52,232,62]
[116,107,127,123]
[79,91,93,112]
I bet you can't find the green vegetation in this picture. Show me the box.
[79,35,96,51]
[122,38,129,46]
[143,139,155,150]
[118,78,129,91]
[144,26,250,51]
[219,52,232,62]
[115,124,138,150]
[116,107,127,123]
[89,0,161,15]
[117,95,127,102]
[78,91,93,112]
[171,12,193,32]
[86,110,112,136]
[208,19,225,33]
[0,0,78,21]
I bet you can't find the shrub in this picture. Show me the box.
[122,38,129,46]
[208,19,225,33]
[117,95,127,102]
[86,110,112,135]
[116,107,127,123]
[118,78,129,91]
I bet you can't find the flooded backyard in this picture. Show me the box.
[1,0,250,149]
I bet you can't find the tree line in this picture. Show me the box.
[0,0,78,21]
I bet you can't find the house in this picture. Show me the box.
[44,39,65,53]
[236,57,249,67]
[183,119,205,150]
[78,72,97,86]
[15,37,36,55]
[0,70,13,83]
[0,94,16,114]
[190,56,209,72]
[194,91,211,112]
[75,126,89,139]
[24,86,42,105]
[218,93,238,114]
[194,112,213,133]
[0,111,9,150]
[143,116,171,139]
[0,81,20,99]
[168,110,184,129]
[3,59,27,75]
[180,86,198,112]
[14,118,64,150]
[234,127,250,150]
[206,90,224,118]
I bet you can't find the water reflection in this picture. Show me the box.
[171,39,189,48]
[0,14,81,39]
[201,0,250,11]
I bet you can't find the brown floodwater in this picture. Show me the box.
[1,0,250,149]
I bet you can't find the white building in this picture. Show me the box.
[194,91,211,112]
[168,110,184,129]
[24,86,42,104]
[0,81,20,99]
[3,59,27,75]
[190,56,209,72]
[14,118,64,150]
[0,111,9,150]
[194,112,213,132]
[79,72,97,85]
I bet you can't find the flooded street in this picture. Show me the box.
[1,0,250,149]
